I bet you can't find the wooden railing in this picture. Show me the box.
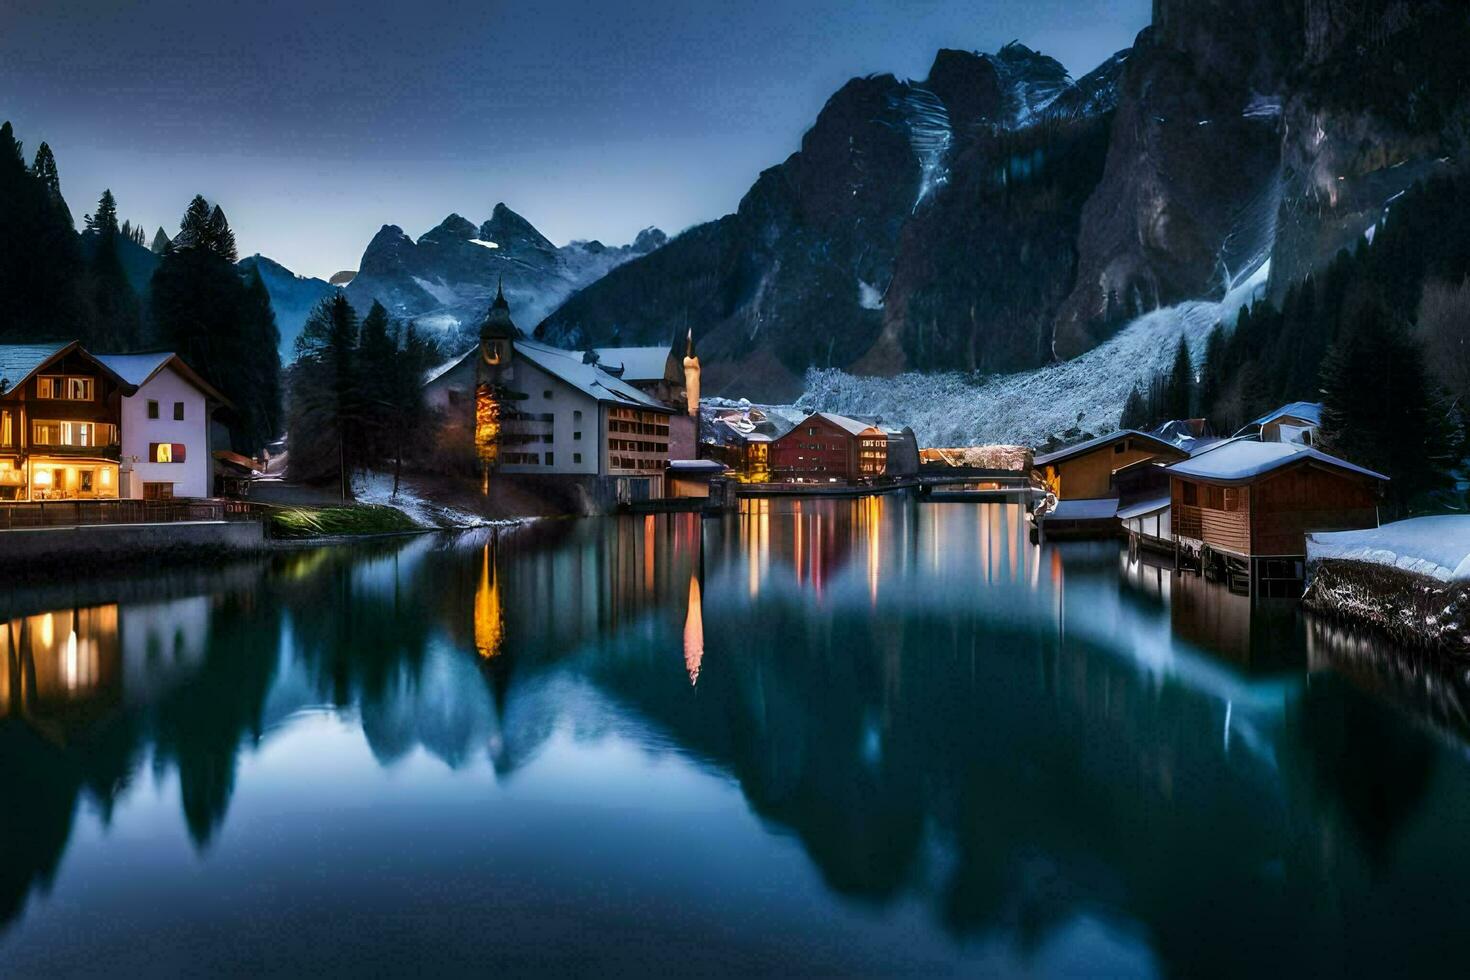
[0,499,259,530]
[1174,503,1250,553]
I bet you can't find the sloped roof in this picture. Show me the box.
[515,340,672,412]
[592,346,673,383]
[423,341,672,412]
[0,341,137,394]
[1117,495,1171,520]
[97,352,233,408]
[0,342,72,392]
[1033,429,1184,468]
[1248,401,1323,428]
[814,412,881,436]
[1167,440,1387,484]
[95,352,172,385]
[1047,497,1120,521]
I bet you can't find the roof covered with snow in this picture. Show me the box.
[515,340,672,412]
[813,412,881,436]
[1248,401,1323,428]
[1167,440,1387,484]
[1308,517,1470,582]
[1033,429,1182,468]
[97,351,232,406]
[1045,497,1121,521]
[1117,495,1171,520]
[95,352,173,386]
[592,346,673,382]
[0,342,70,391]
[423,341,672,412]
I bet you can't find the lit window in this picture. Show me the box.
[150,442,186,463]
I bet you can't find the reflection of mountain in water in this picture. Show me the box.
[4,506,1470,973]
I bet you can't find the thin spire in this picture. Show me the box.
[685,326,696,359]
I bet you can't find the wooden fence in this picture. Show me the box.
[0,499,260,530]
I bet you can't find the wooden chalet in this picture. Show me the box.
[0,342,134,502]
[1031,430,1189,540]
[1033,430,1188,501]
[1167,440,1386,597]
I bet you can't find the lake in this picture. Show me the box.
[4,496,1470,976]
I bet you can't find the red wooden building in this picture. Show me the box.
[770,413,886,483]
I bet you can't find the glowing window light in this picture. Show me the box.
[33,468,52,487]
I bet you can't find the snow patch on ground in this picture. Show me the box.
[799,262,1271,447]
[1308,517,1470,583]
[858,279,884,310]
[352,470,515,530]
[468,239,499,249]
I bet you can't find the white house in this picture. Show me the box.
[424,288,676,498]
[97,353,230,499]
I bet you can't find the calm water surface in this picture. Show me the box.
[4,497,1470,976]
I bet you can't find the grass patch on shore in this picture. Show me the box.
[267,505,421,539]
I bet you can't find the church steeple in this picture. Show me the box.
[681,327,700,417]
[479,277,519,368]
[480,276,519,342]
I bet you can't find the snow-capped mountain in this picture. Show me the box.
[539,1,1470,402]
[344,203,666,348]
[237,254,339,356]
[536,43,1130,399]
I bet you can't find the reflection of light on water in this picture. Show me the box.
[2,605,116,714]
[474,543,503,658]
[684,574,704,686]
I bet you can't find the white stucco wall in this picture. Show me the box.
[499,357,600,476]
[119,365,212,498]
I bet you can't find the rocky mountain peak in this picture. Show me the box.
[419,213,478,244]
[481,202,555,253]
[632,226,668,253]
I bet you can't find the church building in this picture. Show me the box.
[424,286,698,501]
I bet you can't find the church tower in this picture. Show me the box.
[479,279,519,375]
[475,280,521,493]
[681,328,700,417]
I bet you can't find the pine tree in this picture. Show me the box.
[1119,385,1148,430]
[82,190,143,350]
[207,205,237,262]
[85,188,119,235]
[152,196,279,450]
[1198,324,1227,428]
[356,300,397,462]
[1320,294,1462,516]
[288,294,362,494]
[29,141,71,226]
[0,122,86,341]
[240,267,284,446]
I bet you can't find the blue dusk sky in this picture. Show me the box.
[2,0,1148,279]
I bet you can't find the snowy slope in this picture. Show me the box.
[800,262,1271,447]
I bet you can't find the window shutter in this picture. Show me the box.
[173,443,186,463]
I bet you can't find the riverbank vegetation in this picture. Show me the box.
[266,504,421,539]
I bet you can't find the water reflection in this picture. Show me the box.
[2,501,1470,974]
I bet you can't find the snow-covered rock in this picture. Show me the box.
[1308,517,1470,583]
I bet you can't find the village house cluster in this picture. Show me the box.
[0,342,225,503]
[1033,402,1388,597]
[422,289,924,505]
